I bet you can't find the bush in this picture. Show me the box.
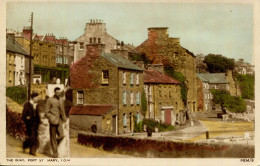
[6,86,27,105]
[136,119,175,132]
[6,107,26,141]
[211,89,246,113]
[235,74,254,99]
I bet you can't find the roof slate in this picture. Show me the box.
[144,70,180,84]
[198,73,228,84]
[6,36,29,56]
[69,105,114,115]
[102,53,143,71]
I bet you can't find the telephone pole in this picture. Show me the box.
[28,12,33,101]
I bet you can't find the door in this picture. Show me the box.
[165,109,172,125]
[112,115,117,134]
[129,113,132,132]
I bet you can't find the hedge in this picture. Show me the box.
[6,107,26,141]
[77,134,254,158]
[6,86,27,105]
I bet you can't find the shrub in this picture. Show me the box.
[140,119,174,132]
[211,89,246,113]
[6,107,26,141]
[6,86,27,105]
[235,74,254,99]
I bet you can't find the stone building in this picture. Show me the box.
[70,43,143,135]
[143,69,184,125]
[136,27,198,113]
[74,19,118,62]
[197,72,241,112]
[6,34,30,87]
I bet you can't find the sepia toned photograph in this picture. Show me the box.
[1,0,259,165]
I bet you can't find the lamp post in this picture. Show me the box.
[28,12,33,102]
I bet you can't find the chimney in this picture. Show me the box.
[147,64,164,74]
[86,43,105,59]
[148,27,168,41]
[23,26,32,35]
[7,33,16,44]
[133,61,145,69]
[111,41,128,59]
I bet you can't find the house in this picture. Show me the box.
[234,59,254,75]
[136,27,198,114]
[15,27,74,84]
[74,19,118,62]
[6,33,30,87]
[197,74,212,112]
[143,67,184,125]
[70,43,143,135]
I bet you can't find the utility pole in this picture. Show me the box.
[28,12,33,102]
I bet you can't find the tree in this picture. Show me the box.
[211,89,246,113]
[204,54,235,73]
[235,74,254,99]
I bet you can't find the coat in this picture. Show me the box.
[45,96,67,125]
[22,102,40,128]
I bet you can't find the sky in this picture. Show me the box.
[6,2,253,64]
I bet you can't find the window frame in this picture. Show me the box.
[101,70,109,85]
[79,42,84,50]
[77,90,84,105]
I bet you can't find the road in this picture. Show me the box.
[6,135,132,158]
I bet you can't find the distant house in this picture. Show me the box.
[6,33,29,87]
[70,43,143,135]
[234,59,254,75]
[143,68,184,125]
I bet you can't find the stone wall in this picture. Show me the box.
[226,70,241,97]
[136,27,197,113]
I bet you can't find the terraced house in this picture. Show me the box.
[6,33,30,87]
[70,43,143,135]
[15,27,74,84]
[143,66,185,125]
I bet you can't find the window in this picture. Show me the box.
[64,57,68,64]
[130,73,134,85]
[77,91,84,104]
[89,38,92,43]
[94,37,96,43]
[102,70,109,84]
[130,92,134,105]
[122,71,126,85]
[123,113,127,126]
[98,38,101,43]
[79,42,84,50]
[9,71,11,81]
[136,113,140,123]
[123,91,127,105]
[60,46,62,53]
[136,74,139,85]
[215,85,218,89]
[136,92,140,105]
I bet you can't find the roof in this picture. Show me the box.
[6,36,29,56]
[69,105,113,115]
[101,53,143,71]
[144,70,180,84]
[198,73,228,84]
